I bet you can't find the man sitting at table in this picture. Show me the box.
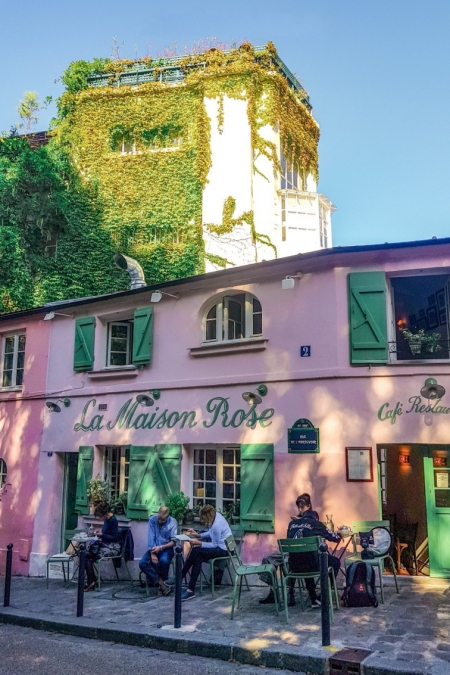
[288,496,341,608]
[139,506,177,596]
[259,493,319,606]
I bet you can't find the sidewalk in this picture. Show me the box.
[1,575,450,675]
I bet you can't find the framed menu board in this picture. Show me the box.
[346,447,374,482]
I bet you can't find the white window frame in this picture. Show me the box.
[202,292,262,344]
[189,445,241,512]
[0,333,26,389]
[104,446,130,503]
[106,321,133,368]
[0,458,7,489]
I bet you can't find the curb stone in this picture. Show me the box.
[0,608,439,675]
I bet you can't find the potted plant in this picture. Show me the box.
[183,508,195,525]
[192,504,202,522]
[423,332,442,354]
[87,475,110,512]
[165,491,190,524]
[400,328,427,355]
[111,491,128,516]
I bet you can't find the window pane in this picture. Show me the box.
[18,335,26,351]
[207,305,217,320]
[111,338,128,352]
[3,353,13,371]
[235,449,240,464]
[205,482,216,498]
[223,466,234,482]
[253,298,262,313]
[194,465,204,480]
[2,371,11,387]
[16,369,24,386]
[236,466,241,482]
[223,449,234,465]
[223,483,234,499]
[16,352,24,369]
[194,482,205,498]
[110,353,127,366]
[112,325,129,338]
[236,483,241,500]
[206,449,216,465]
[205,465,216,481]
[4,337,14,354]
[206,320,217,341]
[435,490,450,508]
[194,448,204,464]
[253,313,262,336]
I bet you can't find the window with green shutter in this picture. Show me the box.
[126,444,182,520]
[240,444,274,533]
[74,317,96,371]
[75,447,94,515]
[132,307,153,366]
[348,272,388,365]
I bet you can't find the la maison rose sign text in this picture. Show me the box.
[378,396,450,425]
[73,396,275,433]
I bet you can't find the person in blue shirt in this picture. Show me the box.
[139,506,177,596]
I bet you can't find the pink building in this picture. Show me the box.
[2,238,450,578]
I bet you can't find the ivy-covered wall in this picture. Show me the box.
[0,42,319,312]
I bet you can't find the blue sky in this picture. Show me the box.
[1,0,449,247]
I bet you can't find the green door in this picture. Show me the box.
[424,456,450,577]
[63,453,79,548]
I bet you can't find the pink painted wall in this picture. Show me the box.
[0,317,50,575]
[28,242,450,572]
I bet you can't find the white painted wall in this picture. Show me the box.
[202,94,335,271]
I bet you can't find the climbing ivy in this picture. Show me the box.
[0,41,319,312]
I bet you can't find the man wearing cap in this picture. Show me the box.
[258,493,319,606]
[139,506,177,596]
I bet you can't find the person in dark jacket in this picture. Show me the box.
[258,493,320,606]
[84,503,120,592]
[288,497,341,608]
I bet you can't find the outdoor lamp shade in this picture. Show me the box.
[136,394,154,407]
[242,392,262,406]
[151,291,162,303]
[421,378,446,400]
[46,402,61,413]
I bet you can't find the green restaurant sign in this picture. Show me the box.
[73,396,275,433]
[378,396,450,425]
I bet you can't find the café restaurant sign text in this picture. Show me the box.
[378,396,450,425]
[74,396,275,433]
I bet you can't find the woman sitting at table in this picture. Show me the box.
[84,503,120,592]
[173,504,231,601]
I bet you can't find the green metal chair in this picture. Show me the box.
[225,534,279,620]
[278,536,339,624]
[94,529,132,590]
[199,529,246,598]
[344,520,399,604]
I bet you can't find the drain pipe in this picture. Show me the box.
[113,253,146,290]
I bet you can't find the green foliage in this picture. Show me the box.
[87,475,110,506]
[61,58,111,94]
[165,491,190,522]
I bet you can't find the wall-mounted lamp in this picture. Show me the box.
[136,390,161,407]
[242,384,268,406]
[43,311,73,321]
[399,454,410,465]
[46,397,71,413]
[281,274,303,290]
[150,290,179,303]
[421,378,446,400]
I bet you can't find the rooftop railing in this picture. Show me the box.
[86,46,311,110]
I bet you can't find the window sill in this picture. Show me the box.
[87,367,139,380]
[0,386,22,393]
[189,338,268,358]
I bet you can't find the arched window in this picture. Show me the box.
[203,293,262,343]
[0,459,7,489]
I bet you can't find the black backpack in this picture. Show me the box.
[342,562,378,608]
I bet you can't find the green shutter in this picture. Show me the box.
[240,444,274,533]
[126,445,182,520]
[75,447,93,515]
[132,307,154,366]
[74,317,95,371]
[348,272,388,365]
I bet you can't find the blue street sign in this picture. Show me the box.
[288,418,320,453]
[300,346,311,357]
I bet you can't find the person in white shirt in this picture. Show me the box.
[173,504,231,601]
